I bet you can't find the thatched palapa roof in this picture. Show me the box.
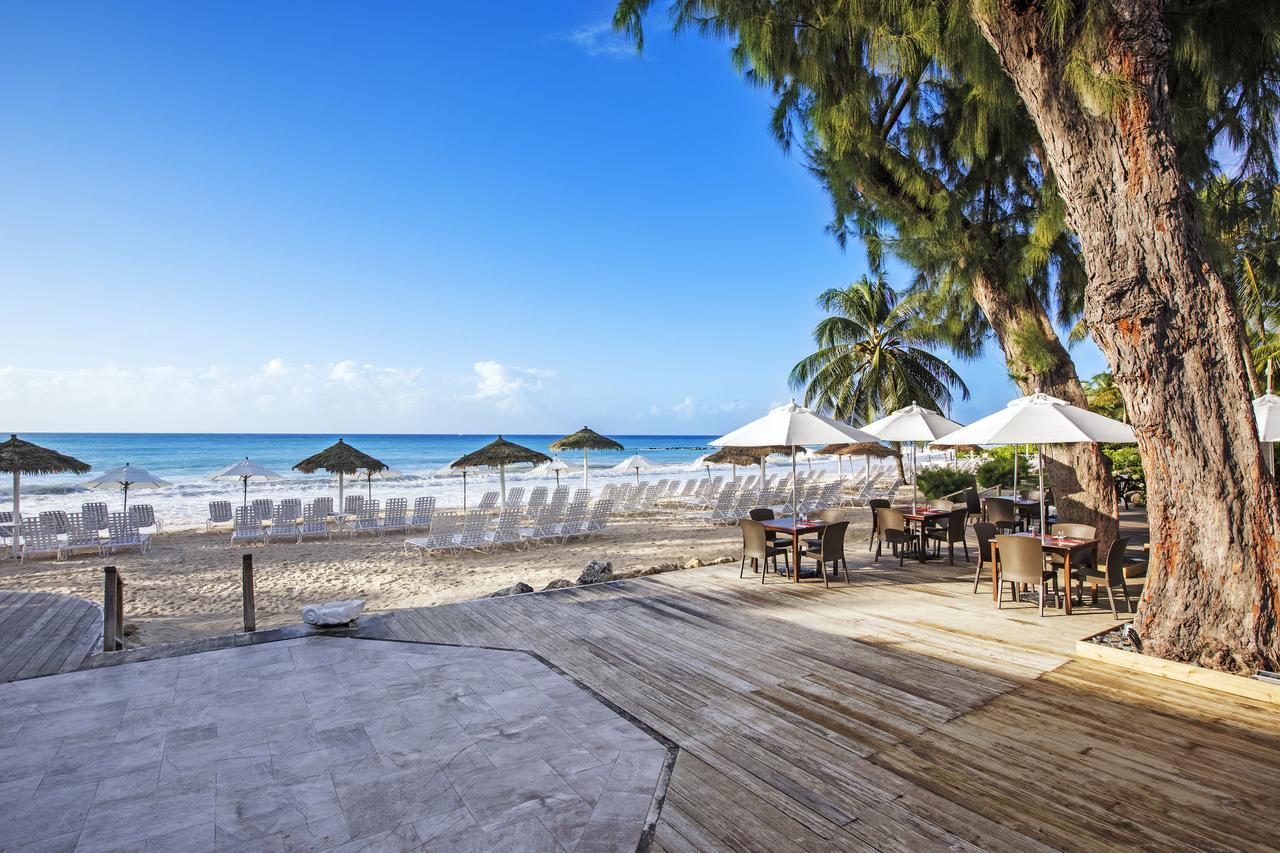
[704,445,794,467]
[293,439,387,475]
[451,436,550,470]
[816,442,899,459]
[549,427,624,452]
[0,434,90,475]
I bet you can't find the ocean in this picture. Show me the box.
[5,433,851,529]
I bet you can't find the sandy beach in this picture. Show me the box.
[0,512,873,646]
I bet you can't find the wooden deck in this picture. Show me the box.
[0,590,102,682]
[355,546,1280,851]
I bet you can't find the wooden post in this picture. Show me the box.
[242,553,256,633]
[103,566,120,652]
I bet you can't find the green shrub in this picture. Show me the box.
[1103,446,1144,480]
[976,457,1016,489]
[915,466,976,499]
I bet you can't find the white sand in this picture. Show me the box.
[0,516,770,645]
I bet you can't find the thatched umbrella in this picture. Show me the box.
[451,436,549,508]
[817,442,899,491]
[705,445,792,483]
[292,439,386,510]
[0,435,90,557]
[549,427,623,492]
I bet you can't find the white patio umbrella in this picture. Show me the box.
[532,456,581,486]
[861,403,965,508]
[435,464,473,512]
[83,463,171,514]
[1254,361,1280,474]
[712,401,878,518]
[612,454,654,485]
[934,390,1136,533]
[210,458,284,507]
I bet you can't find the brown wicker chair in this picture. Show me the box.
[1046,522,1097,595]
[964,488,981,525]
[749,507,784,545]
[740,518,790,582]
[985,497,1023,534]
[867,498,891,551]
[995,534,1060,616]
[874,507,914,566]
[802,509,846,550]
[925,507,970,565]
[801,520,850,587]
[1079,536,1147,618]
[972,522,997,593]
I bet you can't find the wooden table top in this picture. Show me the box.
[999,532,1098,552]
[902,507,950,521]
[760,518,830,534]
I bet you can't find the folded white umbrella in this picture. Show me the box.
[83,464,171,514]
[532,456,581,486]
[861,403,965,507]
[934,391,1136,532]
[1254,361,1280,474]
[713,401,878,518]
[612,454,654,485]
[211,458,284,507]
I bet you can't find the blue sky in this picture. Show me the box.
[0,2,1107,434]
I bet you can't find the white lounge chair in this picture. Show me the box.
[128,504,161,534]
[81,502,108,533]
[207,501,233,532]
[19,519,62,561]
[481,507,523,550]
[458,512,490,550]
[268,506,300,544]
[585,499,614,536]
[525,487,548,519]
[475,491,500,513]
[409,497,435,531]
[251,499,274,521]
[348,500,381,536]
[381,498,408,535]
[299,505,330,541]
[106,512,149,555]
[231,506,267,547]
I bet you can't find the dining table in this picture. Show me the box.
[759,517,831,582]
[990,532,1099,614]
[901,505,951,562]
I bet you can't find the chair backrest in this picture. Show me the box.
[360,499,380,521]
[505,487,525,508]
[82,503,108,528]
[107,512,137,541]
[876,507,905,535]
[526,487,547,512]
[929,498,953,511]
[945,507,967,538]
[1053,522,1097,540]
[129,504,155,528]
[429,511,461,541]
[313,497,334,516]
[1103,536,1132,584]
[280,499,302,520]
[740,519,769,560]
[974,522,997,560]
[996,535,1046,584]
[869,499,891,534]
[344,495,364,515]
[588,499,613,525]
[23,518,58,549]
[271,504,295,526]
[234,505,259,532]
[818,521,849,562]
[816,508,845,524]
[572,488,591,505]
[492,507,522,540]
[748,507,775,522]
[460,511,489,544]
[384,498,408,527]
[252,499,274,520]
[209,501,233,523]
[40,511,69,534]
[302,504,326,526]
[412,497,435,521]
[985,497,1017,524]
[965,488,981,515]
[477,491,499,510]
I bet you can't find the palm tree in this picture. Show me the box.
[1083,372,1126,423]
[790,273,968,478]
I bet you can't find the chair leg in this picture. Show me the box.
[874,541,881,562]
[948,542,954,566]
[841,558,850,584]
[1038,581,1045,617]
[821,559,830,589]
[1105,583,1119,620]
[740,556,747,579]
[1122,584,1134,614]
[972,558,983,594]
[963,541,969,562]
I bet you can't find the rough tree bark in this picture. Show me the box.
[972,0,1280,671]
[969,271,1118,547]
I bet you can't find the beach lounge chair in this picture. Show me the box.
[279,498,302,522]
[678,479,697,498]
[82,502,108,532]
[525,487,548,518]
[481,507,523,550]
[231,506,267,547]
[555,501,589,542]
[504,488,525,511]
[475,491,499,513]
[348,500,381,535]
[19,519,62,561]
[63,513,103,558]
[106,512,150,555]
[520,503,558,544]
[409,497,435,531]
[344,495,364,516]
[207,501,233,532]
[129,504,161,534]
[381,498,408,535]
[312,497,336,518]
[426,512,461,551]
[251,499,274,522]
[39,511,69,536]
[268,505,300,544]
[299,505,330,541]
[585,499,614,536]
[458,512,490,550]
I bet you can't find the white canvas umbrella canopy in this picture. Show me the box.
[612,454,654,485]
[712,402,878,517]
[1254,362,1280,473]
[83,464,171,514]
[861,403,965,507]
[210,458,284,507]
[532,456,581,486]
[934,391,1136,532]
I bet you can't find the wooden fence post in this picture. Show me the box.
[242,553,256,633]
[103,566,120,652]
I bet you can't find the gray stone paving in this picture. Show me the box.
[0,638,669,852]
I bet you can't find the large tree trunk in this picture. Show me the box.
[972,0,1280,671]
[970,271,1118,547]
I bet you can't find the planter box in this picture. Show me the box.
[1075,630,1280,706]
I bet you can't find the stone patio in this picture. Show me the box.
[0,637,671,852]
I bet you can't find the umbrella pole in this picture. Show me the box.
[462,471,468,513]
[1039,443,1046,534]
[635,468,639,486]
[123,483,129,516]
[1012,449,1018,497]
[11,469,19,557]
[911,444,918,509]
[791,451,798,519]
[732,464,737,483]
[500,465,507,508]
[338,471,345,511]
[760,457,766,486]
[555,470,560,487]
[583,448,589,492]
[243,477,248,508]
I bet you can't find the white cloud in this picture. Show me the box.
[472,361,553,412]
[671,395,696,418]
[564,22,636,59]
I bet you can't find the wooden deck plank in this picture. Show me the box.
[351,533,1279,852]
[0,590,102,682]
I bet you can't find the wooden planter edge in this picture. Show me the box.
[1074,631,1280,706]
